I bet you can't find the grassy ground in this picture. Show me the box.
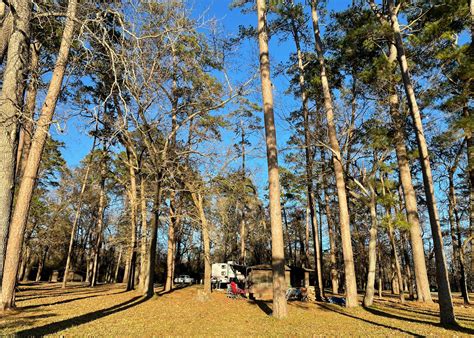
[1,282,473,336]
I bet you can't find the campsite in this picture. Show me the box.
[0,0,473,336]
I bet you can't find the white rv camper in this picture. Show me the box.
[211,261,244,286]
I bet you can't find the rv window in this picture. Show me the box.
[221,265,226,269]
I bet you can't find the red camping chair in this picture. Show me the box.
[230,281,246,298]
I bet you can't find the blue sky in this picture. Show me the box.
[54,0,354,170]
[49,0,470,254]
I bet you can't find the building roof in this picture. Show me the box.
[249,264,291,271]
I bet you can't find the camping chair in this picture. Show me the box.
[228,282,246,299]
[226,284,238,299]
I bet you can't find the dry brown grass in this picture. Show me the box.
[0,282,473,336]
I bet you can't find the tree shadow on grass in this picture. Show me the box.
[15,294,152,336]
[17,288,110,302]
[0,313,58,331]
[16,284,115,302]
[318,303,420,336]
[247,300,272,315]
[156,283,192,296]
[20,290,127,310]
[364,306,474,335]
[18,282,86,293]
[380,302,474,323]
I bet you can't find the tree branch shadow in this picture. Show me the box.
[364,306,474,335]
[20,290,127,310]
[377,301,474,323]
[15,294,152,336]
[17,289,108,302]
[156,283,192,296]
[247,300,272,316]
[318,303,420,336]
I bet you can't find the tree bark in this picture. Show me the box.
[363,187,378,307]
[191,191,211,295]
[143,177,163,297]
[283,207,292,262]
[377,241,383,298]
[123,253,130,284]
[1,0,77,310]
[16,42,41,181]
[91,152,107,287]
[239,208,247,265]
[138,177,149,292]
[322,150,339,294]
[240,121,247,265]
[368,0,433,303]
[0,9,13,64]
[125,151,138,291]
[447,142,470,304]
[18,244,29,281]
[35,246,48,282]
[388,0,455,324]
[400,231,415,300]
[310,0,358,307]
[256,0,288,318]
[114,245,122,283]
[464,107,474,291]
[165,194,176,292]
[63,138,96,288]
[386,43,432,304]
[290,16,324,300]
[387,218,405,303]
[0,0,31,293]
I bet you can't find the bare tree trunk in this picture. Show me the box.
[256,0,288,318]
[144,178,163,297]
[165,194,176,292]
[388,219,405,303]
[310,192,324,300]
[322,151,339,294]
[18,245,31,282]
[401,232,415,300]
[239,210,247,265]
[343,76,358,175]
[191,191,211,295]
[18,245,29,281]
[377,243,383,298]
[304,207,310,272]
[368,0,432,304]
[123,253,130,284]
[388,0,455,324]
[114,246,122,283]
[35,246,48,282]
[448,143,470,304]
[310,0,358,307]
[0,9,13,64]
[63,138,96,288]
[125,153,138,291]
[0,0,31,293]
[283,207,292,262]
[363,187,378,307]
[239,122,247,265]
[387,47,432,304]
[290,15,324,300]
[1,0,77,310]
[468,0,474,297]
[91,153,107,287]
[138,177,149,292]
[16,42,41,181]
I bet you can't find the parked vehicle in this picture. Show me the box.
[174,275,194,284]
